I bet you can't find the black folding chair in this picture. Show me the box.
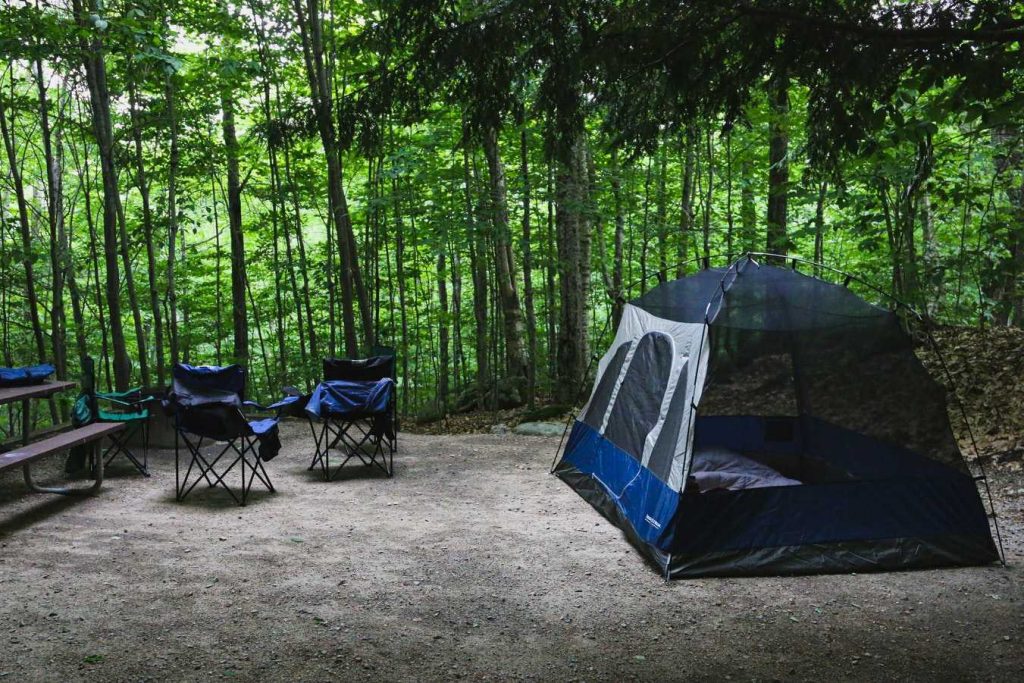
[306,353,398,480]
[167,363,283,506]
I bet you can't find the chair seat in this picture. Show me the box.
[99,408,149,422]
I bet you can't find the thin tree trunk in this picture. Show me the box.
[518,115,537,405]
[34,58,68,392]
[814,180,828,275]
[76,117,113,387]
[393,175,411,413]
[465,142,489,401]
[166,73,181,367]
[277,91,319,362]
[544,162,557,390]
[125,78,163,387]
[115,192,150,385]
[610,147,626,327]
[128,78,164,385]
[656,139,668,280]
[766,71,790,256]
[220,88,248,366]
[702,128,714,263]
[677,126,697,277]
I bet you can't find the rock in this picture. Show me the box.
[490,423,510,435]
[513,422,565,437]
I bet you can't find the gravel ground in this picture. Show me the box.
[0,421,1021,682]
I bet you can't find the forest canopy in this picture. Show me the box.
[0,0,1022,417]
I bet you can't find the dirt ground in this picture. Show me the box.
[1,420,1021,682]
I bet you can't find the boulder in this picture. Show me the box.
[512,421,565,438]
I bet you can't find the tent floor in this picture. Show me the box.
[1,422,1021,681]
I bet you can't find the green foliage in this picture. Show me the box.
[0,0,1021,415]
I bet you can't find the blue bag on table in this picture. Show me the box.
[0,363,55,388]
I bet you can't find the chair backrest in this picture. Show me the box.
[323,354,396,383]
[169,363,250,439]
[171,363,246,408]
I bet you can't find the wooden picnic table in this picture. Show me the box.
[0,380,122,495]
[0,380,76,444]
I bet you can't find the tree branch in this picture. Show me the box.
[738,5,1024,45]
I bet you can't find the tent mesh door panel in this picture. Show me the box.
[647,358,690,483]
[679,265,967,482]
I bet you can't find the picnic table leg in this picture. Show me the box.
[23,440,104,496]
[21,398,30,445]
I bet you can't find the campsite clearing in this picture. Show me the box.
[0,422,1021,682]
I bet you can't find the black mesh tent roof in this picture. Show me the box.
[634,256,967,475]
[555,254,1002,577]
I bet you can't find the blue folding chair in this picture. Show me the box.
[305,354,398,480]
[167,363,287,506]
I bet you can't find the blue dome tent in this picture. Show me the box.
[553,255,1001,577]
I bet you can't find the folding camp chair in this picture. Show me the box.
[68,357,155,477]
[306,353,398,480]
[167,363,286,506]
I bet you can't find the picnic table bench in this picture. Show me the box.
[0,381,123,495]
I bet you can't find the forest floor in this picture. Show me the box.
[0,420,1021,682]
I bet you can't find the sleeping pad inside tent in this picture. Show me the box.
[553,256,999,578]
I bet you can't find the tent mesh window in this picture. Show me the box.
[581,341,632,431]
[603,332,673,461]
[693,266,966,483]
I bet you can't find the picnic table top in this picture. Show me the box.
[0,381,76,406]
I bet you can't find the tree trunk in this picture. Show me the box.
[72,0,131,390]
[166,73,181,367]
[518,116,537,406]
[292,0,371,355]
[481,126,528,397]
[221,88,248,366]
[555,132,591,403]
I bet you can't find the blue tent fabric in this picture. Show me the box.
[305,379,394,420]
[0,363,55,387]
